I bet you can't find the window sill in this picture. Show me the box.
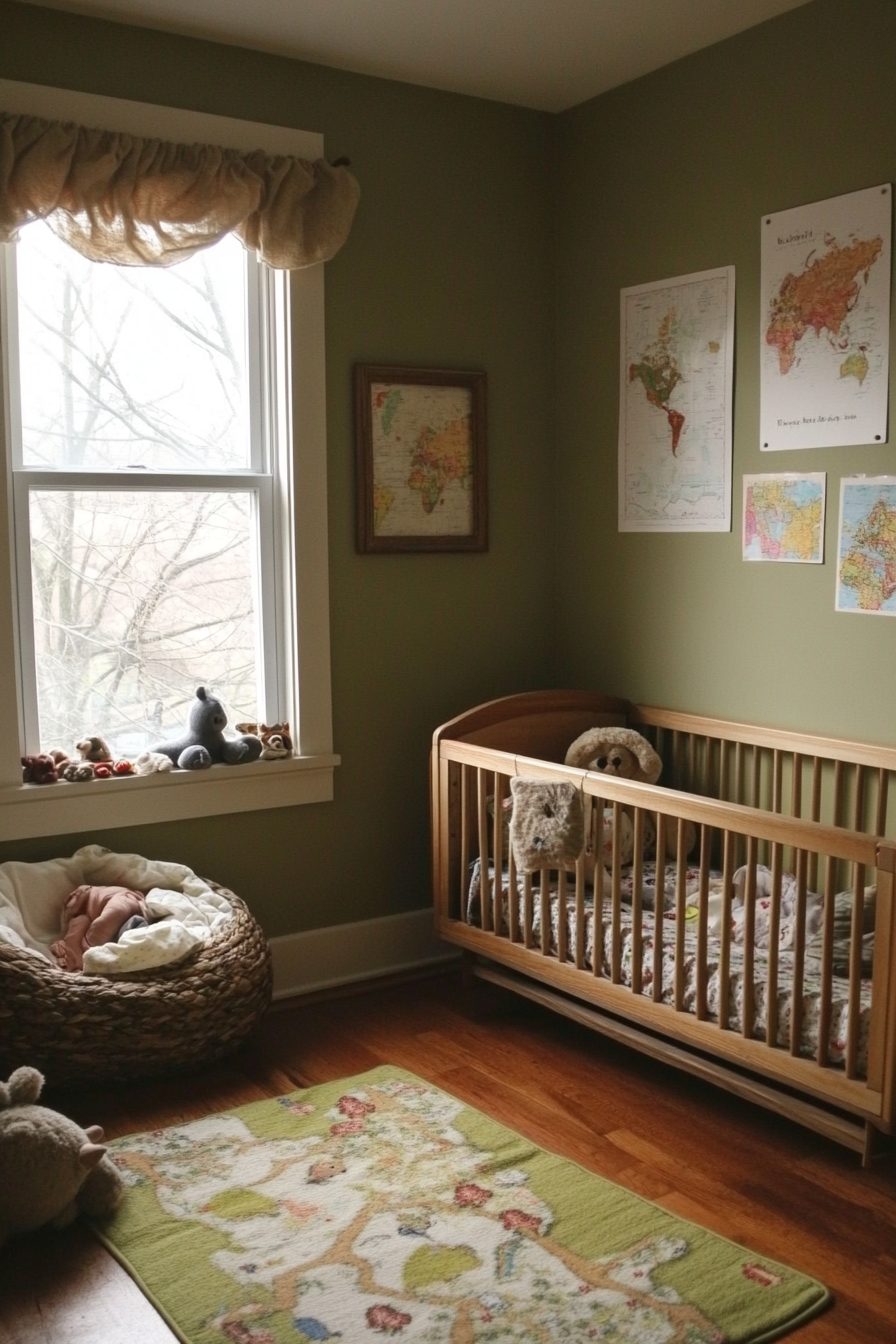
[0,754,339,841]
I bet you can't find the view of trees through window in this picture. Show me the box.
[14,226,264,757]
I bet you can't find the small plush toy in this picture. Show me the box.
[134,750,174,775]
[565,727,663,785]
[76,735,113,763]
[152,687,263,770]
[21,754,59,784]
[565,727,695,859]
[112,759,134,776]
[509,778,584,873]
[62,761,95,782]
[0,1066,124,1247]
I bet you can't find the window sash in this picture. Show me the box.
[4,239,287,754]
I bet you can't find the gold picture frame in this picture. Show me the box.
[354,364,487,553]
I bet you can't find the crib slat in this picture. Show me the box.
[592,798,604,978]
[460,765,471,921]
[766,842,783,1050]
[846,864,866,1079]
[652,813,666,1003]
[790,753,803,875]
[611,802,623,982]
[540,868,550,955]
[809,758,822,891]
[696,825,710,1020]
[751,745,761,811]
[508,845,519,943]
[557,868,568,965]
[790,849,808,1057]
[773,750,783,813]
[631,808,645,996]
[478,770,492,933]
[523,873,534,949]
[719,829,735,1031]
[574,852,585,970]
[853,766,865,834]
[876,769,889,838]
[674,818,687,1011]
[742,837,757,1040]
[817,855,837,1068]
[493,773,506,935]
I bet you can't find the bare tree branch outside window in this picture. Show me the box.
[15,226,262,755]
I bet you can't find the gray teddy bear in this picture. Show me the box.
[152,686,263,770]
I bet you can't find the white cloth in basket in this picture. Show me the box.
[0,844,231,974]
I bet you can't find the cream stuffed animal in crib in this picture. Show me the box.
[565,727,696,860]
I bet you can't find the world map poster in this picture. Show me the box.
[836,477,896,615]
[618,266,734,532]
[760,184,892,451]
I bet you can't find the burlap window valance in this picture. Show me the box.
[0,111,360,269]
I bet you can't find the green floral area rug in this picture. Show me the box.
[95,1066,829,1344]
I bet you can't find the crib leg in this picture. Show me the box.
[862,1120,894,1167]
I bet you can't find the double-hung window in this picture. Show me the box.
[0,83,337,838]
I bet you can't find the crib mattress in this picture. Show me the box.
[467,860,871,1076]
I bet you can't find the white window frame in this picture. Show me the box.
[0,80,338,841]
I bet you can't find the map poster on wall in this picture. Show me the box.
[354,364,487,553]
[836,476,896,615]
[743,473,825,563]
[760,184,892,451]
[618,266,734,532]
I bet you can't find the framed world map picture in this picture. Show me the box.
[354,364,487,552]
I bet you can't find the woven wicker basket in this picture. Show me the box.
[0,881,272,1085]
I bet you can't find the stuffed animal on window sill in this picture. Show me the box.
[0,1066,124,1248]
[152,687,263,770]
[76,735,113,763]
[565,727,696,860]
[238,721,294,759]
[21,754,59,784]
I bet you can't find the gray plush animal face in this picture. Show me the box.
[189,687,227,734]
[587,743,639,779]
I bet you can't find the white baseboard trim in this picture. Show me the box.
[269,907,459,999]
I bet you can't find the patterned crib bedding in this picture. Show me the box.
[467,860,873,1076]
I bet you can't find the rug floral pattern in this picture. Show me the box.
[102,1068,828,1344]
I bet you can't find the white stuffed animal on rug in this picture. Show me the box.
[0,1066,124,1246]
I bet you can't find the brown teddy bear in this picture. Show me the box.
[21,754,59,784]
[0,1066,124,1247]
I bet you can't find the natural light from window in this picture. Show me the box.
[12,226,267,757]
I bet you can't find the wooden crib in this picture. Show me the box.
[430,691,896,1164]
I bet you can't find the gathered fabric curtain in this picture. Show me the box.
[0,111,360,269]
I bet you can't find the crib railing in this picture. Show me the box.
[434,737,896,1147]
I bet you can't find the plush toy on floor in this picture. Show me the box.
[0,1066,124,1246]
[152,687,263,770]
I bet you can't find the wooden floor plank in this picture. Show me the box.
[1,967,894,1344]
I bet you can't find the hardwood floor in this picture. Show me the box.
[2,966,895,1343]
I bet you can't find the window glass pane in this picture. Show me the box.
[29,490,260,757]
[16,228,251,471]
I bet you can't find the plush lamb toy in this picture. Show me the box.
[565,727,695,860]
[151,687,263,770]
[0,1067,124,1247]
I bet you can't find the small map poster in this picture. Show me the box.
[760,184,892,451]
[836,476,896,615]
[743,473,825,563]
[619,266,734,532]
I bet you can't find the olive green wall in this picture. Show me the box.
[0,1,556,933]
[554,0,896,744]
